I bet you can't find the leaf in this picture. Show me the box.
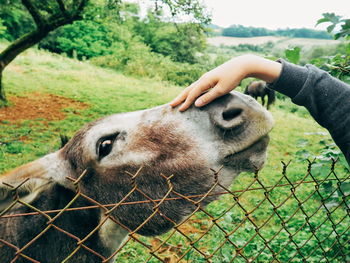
[340,75,350,84]
[284,46,301,64]
[326,24,336,34]
[340,182,350,195]
[318,13,341,25]
[334,32,343,40]
[316,17,331,26]
[322,181,333,193]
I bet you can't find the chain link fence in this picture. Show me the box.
[1,159,349,262]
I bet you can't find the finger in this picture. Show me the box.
[178,83,211,111]
[195,84,227,107]
[169,85,194,107]
[170,79,204,107]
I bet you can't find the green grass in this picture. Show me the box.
[0,45,349,262]
[0,45,183,172]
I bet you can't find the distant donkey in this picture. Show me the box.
[0,92,274,263]
[244,80,276,110]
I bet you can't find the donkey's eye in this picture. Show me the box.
[99,139,113,158]
[97,134,119,160]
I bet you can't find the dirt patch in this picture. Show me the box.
[0,92,88,123]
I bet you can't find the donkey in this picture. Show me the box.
[244,80,276,110]
[0,92,274,263]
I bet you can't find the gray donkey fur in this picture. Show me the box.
[0,92,274,262]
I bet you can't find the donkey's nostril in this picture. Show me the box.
[222,108,243,121]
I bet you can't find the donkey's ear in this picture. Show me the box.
[60,134,70,149]
[0,152,72,212]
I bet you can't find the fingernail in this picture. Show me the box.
[195,99,203,107]
[179,105,186,112]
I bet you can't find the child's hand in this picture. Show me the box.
[170,54,282,111]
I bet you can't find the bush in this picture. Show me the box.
[135,20,207,64]
[92,40,205,86]
[39,20,113,59]
[312,13,350,83]
[222,24,331,39]
[35,3,208,86]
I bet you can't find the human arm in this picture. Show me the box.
[170,54,350,165]
[169,54,282,111]
[269,59,350,165]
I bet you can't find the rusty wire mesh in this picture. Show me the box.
[1,159,350,263]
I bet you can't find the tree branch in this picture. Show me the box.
[0,0,90,68]
[0,0,90,102]
[0,13,86,68]
[0,29,50,68]
[21,0,46,28]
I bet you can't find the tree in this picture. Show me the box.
[317,13,350,40]
[133,10,207,64]
[0,0,89,103]
[0,0,210,103]
[0,2,35,40]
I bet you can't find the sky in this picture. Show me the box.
[203,0,350,30]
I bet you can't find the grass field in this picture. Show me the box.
[208,36,341,50]
[0,45,349,262]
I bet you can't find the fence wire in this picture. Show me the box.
[1,159,350,263]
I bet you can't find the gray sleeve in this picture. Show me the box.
[268,59,350,165]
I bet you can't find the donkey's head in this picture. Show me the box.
[0,91,273,257]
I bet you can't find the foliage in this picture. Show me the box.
[0,0,91,102]
[39,20,113,59]
[37,2,209,85]
[134,11,207,64]
[222,24,331,39]
[312,13,350,83]
[312,51,350,82]
[227,42,274,53]
[152,0,211,25]
[0,18,6,37]
[0,0,35,40]
[275,27,332,39]
[39,3,208,65]
[284,46,301,64]
[317,13,350,40]
[91,40,205,86]
[0,0,211,102]
[222,25,271,38]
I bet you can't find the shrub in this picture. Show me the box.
[92,41,205,86]
[133,12,207,64]
[313,13,350,83]
[39,20,113,60]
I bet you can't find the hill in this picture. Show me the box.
[209,24,332,39]
[207,36,341,49]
